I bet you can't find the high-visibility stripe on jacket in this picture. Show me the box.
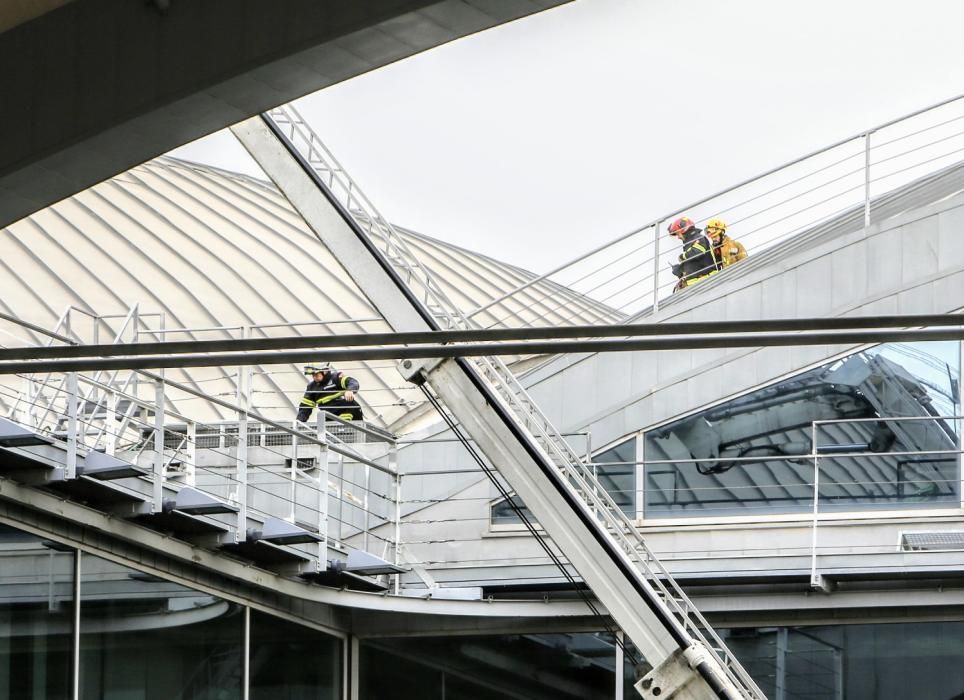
[671,229,718,285]
[300,371,359,408]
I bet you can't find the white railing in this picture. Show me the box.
[464,92,964,323]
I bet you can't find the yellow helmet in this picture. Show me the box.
[705,218,727,234]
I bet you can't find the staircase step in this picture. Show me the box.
[249,517,322,546]
[166,487,238,515]
[78,451,148,480]
[0,418,53,448]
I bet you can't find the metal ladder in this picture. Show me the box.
[265,104,765,699]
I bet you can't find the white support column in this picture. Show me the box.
[65,373,79,480]
[616,631,625,700]
[153,380,165,513]
[242,606,251,700]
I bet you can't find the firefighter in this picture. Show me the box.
[667,216,717,290]
[705,218,747,269]
[296,365,363,423]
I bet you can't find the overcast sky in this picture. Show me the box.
[172,0,964,272]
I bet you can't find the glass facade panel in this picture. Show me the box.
[593,439,636,516]
[644,341,961,518]
[491,439,637,525]
[0,524,73,700]
[360,633,618,700]
[249,610,341,700]
[724,621,964,700]
[79,554,243,699]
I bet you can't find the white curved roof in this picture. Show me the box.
[0,157,618,431]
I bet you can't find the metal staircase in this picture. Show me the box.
[264,104,765,700]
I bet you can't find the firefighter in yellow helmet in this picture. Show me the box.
[297,365,363,423]
[705,218,747,269]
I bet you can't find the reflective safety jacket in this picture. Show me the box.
[299,371,360,411]
[671,229,717,286]
[712,234,748,268]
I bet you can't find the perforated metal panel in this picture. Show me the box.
[901,531,964,551]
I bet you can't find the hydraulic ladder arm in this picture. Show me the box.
[231,109,766,700]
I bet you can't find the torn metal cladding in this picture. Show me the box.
[0,313,959,361]
[0,326,962,374]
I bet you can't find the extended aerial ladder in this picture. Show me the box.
[231,105,767,700]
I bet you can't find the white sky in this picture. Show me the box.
[172,0,964,272]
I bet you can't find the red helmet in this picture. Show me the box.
[667,216,695,237]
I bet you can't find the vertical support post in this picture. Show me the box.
[65,373,78,480]
[316,411,329,569]
[105,390,117,456]
[775,627,788,700]
[153,380,165,513]
[635,431,646,522]
[362,463,371,552]
[289,423,299,523]
[242,606,251,700]
[652,223,661,314]
[864,132,872,228]
[810,422,820,588]
[71,549,81,700]
[186,421,197,488]
[833,648,844,700]
[237,408,248,543]
[615,631,625,700]
[336,453,345,547]
[349,636,360,700]
[392,461,401,596]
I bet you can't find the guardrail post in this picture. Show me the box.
[65,373,78,479]
[105,390,117,456]
[237,408,248,543]
[289,422,298,523]
[391,449,401,595]
[316,411,328,570]
[810,422,820,587]
[864,132,872,227]
[152,380,165,513]
[652,223,661,314]
[186,421,197,488]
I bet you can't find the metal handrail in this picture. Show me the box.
[466,91,964,322]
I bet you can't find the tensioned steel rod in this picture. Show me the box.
[0,313,959,361]
[1,327,962,374]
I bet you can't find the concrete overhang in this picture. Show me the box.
[0,0,567,229]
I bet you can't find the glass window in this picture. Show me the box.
[78,554,243,699]
[360,632,617,700]
[249,611,341,700]
[491,438,637,525]
[490,494,536,526]
[593,439,636,517]
[724,620,964,700]
[0,524,73,700]
[644,341,961,518]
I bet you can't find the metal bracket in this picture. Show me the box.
[635,644,736,700]
[397,358,446,386]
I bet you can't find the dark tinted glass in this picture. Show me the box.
[249,610,341,699]
[79,554,243,699]
[0,524,73,700]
